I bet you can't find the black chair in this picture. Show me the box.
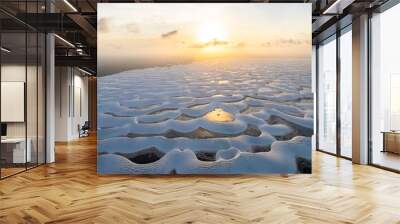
[78,121,90,138]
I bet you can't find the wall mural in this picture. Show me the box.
[97,3,313,174]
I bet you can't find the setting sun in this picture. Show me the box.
[196,23,227,43]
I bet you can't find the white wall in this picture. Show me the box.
[55,67,89,141]
[71,73,89,138]
[1,64,26,81]
[55,66,70,141]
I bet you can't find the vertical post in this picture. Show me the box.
[46,1,55,163]
[367,12,373,165]
[88,76,97,133]
[315,45,320,151]
[25,3,28,170]
[336,29,341,157]
[0,25,2,179]
[312,45,318,151]
[352,14,369,164]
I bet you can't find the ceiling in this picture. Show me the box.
[0,0,390,75]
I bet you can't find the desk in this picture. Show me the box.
[1,138,31,163]
[382,131,400,154]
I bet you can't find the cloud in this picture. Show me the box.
[189,38,229,48]
[126,23,140,33]
[277,38,307,45]
[187,40,247,49]
[98,17,140,34]
[261,42,271,47]
[98,17,111,33]
[161,30,178,38]
[261,39,309,47]
[234,42,246,48]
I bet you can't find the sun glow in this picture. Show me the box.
[204,108,234,122]
[196,23,227,43]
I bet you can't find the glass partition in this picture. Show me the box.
[38,32,45,165]
[0,2,46,179]
[317,35,337,154]
[339,27,352,158]
[370,3,400,171]
[1,30,28,177]
[27,30,38,169]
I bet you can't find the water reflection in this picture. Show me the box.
[204,108,234,122]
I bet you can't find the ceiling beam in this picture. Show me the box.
[323,0,356,14]
[55,55,96,74]
[67,13,97,39]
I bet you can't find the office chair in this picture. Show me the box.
[79,121,90,138]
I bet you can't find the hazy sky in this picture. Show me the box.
[98,3,311,75]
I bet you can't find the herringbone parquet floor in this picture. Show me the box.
[1,135,400,224]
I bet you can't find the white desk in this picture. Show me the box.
[1,138,31,163]
[382,131,400,154]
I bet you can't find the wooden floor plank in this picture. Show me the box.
[0,135,399,224]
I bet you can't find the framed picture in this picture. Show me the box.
[97,3,313,174]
